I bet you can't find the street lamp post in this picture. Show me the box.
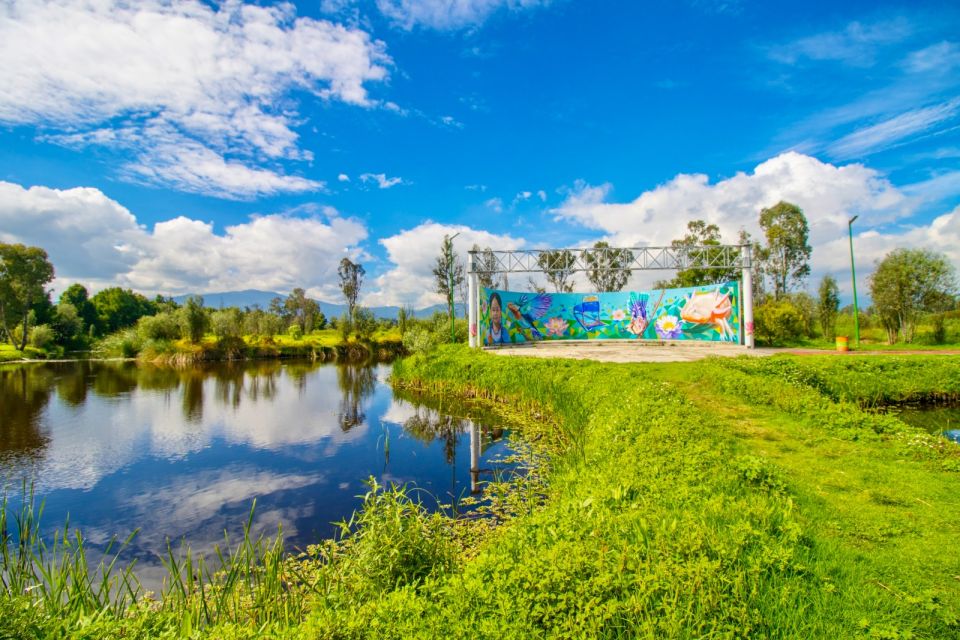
[448,232,461,343]
[848,216,860,347]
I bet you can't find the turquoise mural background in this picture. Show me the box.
[480,281,741,346]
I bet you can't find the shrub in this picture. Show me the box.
[354,307,377,341]
[136,312,180,342]
[931,313,947,345]
[287,324,303,340]
[210,308,242,340]
[754,298,804,345]
[28,324,55,349]
[338,314,353,343]
[402,326,436,355]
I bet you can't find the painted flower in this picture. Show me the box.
[654,314,683,340]
[544,316,570,337]
[610,308,626,322]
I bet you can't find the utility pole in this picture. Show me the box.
[848,215,860,347]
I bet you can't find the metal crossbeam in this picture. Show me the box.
[469,245,749,274]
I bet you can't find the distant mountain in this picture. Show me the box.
[172,290,463,320]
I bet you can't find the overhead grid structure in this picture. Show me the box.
[466,244,755,349]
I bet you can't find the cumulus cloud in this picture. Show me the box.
[553,152,910,246]
[0,0,390,197]
[338,173,351,182]
[360,173,407,189]
[365,223,525,307]
[374,0,550,31]
[552,152,922,291]
[818,206,960,297]
[0,181,367,298]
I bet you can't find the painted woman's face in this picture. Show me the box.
[490,297,502,328]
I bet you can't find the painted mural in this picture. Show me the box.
[480,281,741,346]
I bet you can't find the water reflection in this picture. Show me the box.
[0,366,54,461]
[0,359,518,589]
[336,364,376,431]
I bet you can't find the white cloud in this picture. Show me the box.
[817,206,960,297]
[552,152,916,289]
[0,0,390,197]
[360,173,407,189]
[365,223,525,307]
[537,189,548,202]
[374,0,549,31]
[0,181,143,281]
[338,173,351,182]
[121,139,324,199]
[770,18,913,67]
[827,99,960,160]
[484,197,504,213]
[903,41,960,74]
[0,181,367,297]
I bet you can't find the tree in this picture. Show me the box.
[0,243,55,349]
[655,221,740,289]
[758,201,811,299]
[432,235,464,327]
[338,258,365,323]
[178,295,208,343]
[397,305,412,337]
[284,288,323,332]
[817,275,840,340]
[52,302,83,346]
[583,241,633,292]
[210,307,242,340]
[869,248,956,344]
[90,287,156,336]
[472,245,501,290]
[59,283,97,331]
[537,249,576,293]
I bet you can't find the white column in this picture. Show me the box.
[468,252,478,348]
[742,245,755,349]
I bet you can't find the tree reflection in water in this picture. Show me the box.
[336,364,376,431]
[403,407,466,465]
[0,365,55,462]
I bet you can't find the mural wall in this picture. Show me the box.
[480,281,741,346]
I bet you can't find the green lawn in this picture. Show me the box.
[3,349,958,638]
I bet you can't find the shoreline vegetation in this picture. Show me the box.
[2,348,959,638]
[1,331,407,365]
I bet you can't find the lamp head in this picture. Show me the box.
[849,215,859,225]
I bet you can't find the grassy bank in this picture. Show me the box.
[2,349,959,638]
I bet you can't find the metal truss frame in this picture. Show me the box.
[465,243,757,349]
[468,245,750,274]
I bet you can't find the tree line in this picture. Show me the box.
[3,204,958,353]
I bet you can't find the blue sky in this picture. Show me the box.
[1,0,958,306]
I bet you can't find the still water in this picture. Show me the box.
[0,360,515,585]
[894,404,960,443]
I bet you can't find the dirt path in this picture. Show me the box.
[486,341,960,363]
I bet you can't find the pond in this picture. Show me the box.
[0,360,518,588]
[892,405,960,443]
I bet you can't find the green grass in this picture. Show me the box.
[0,343,24,361]
[2,348,959,638]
